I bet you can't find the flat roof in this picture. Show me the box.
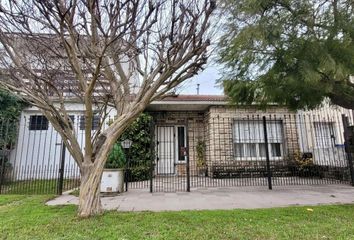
[147,95,228,111]
[160,95,227,102]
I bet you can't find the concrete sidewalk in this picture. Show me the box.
[46,184,354,212]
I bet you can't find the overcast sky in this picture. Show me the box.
[178,65,224,96]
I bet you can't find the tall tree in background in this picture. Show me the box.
[219,0,354,110]
[0,0,215,217]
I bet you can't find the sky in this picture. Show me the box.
[178,65,224,96]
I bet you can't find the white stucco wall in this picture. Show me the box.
[296,105,354,167]
[9,106,117,180]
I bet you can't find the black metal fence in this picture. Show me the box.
[1,109,354,194]
[0,116,81,194]
[136,110,354,192]
[195,113,353,189]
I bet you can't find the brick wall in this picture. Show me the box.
[150,105,301,176]
[150,111,206,176]
[205,106,300,168]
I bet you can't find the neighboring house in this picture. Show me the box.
[9,102,117,179]
[7,95,354,180]
[297,106,352,167]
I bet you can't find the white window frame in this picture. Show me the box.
[232,119,284,161]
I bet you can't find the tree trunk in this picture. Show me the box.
[77,164,103,217]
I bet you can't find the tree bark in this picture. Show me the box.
[77,129,125,217]
[78,164,103,217]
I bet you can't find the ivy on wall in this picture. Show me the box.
[0,89,27,120]
[0,89,27,149]
[0,89,28,173]
[119,113,154,181]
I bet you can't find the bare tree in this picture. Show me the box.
[0,0,215,217]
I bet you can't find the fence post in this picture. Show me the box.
[0,119,10,194]
[262,116,272,190]
[149,119,155,193]
[57,142,66,195]
[0,152,4,194]
[341,114,354,186]
[185,118,191,192]
[125,153,129,192]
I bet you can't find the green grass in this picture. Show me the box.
[1,179,79,194]
[0,195,354,240]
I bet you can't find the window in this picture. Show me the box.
[271,143,282,157]
[233,120,283,159]
[79,115,100,130]
[314,122,335,148]
[177,126,186,161]
[29,115,49,131]
[67,115,75,129]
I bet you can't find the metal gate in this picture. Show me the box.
[124,124,189,192]
[153,125,189,192]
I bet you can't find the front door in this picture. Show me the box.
[156,126,175,174]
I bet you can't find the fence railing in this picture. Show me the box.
[1,108,354,194]
[147,110,354,192]
[0,116,81,194]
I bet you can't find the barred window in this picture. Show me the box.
[29,115,49,131]
[313,122,336,148]
[79,115,100,130]
[233,120,284,159]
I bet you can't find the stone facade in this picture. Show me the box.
[150,105,301,176]
[150,111,206,176]
[205,106,300,168]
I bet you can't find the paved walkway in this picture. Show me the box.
[46,184,354,212]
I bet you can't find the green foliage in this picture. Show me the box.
[0,121,18,150]
[0,89,27,120]
[105,143,126,169]
[196,140,206,168]
[0,89,27,149]
[0,89,27,172]
[293,151,313,170]
[120,113,154,181]
[219,0,354,110]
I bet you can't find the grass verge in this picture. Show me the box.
[1,179,80,194]
[0,195,354,239]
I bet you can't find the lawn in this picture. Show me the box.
[1,179,80,194]
[1,195,354,240]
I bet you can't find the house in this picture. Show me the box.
[7,94,354,190]
[147,95,296,177]
[296,106,353,167]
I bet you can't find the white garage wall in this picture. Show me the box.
[9,106,117,180]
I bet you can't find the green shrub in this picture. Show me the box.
[129,164,151,182]
[105,143,126,169]
[120,113,154,181]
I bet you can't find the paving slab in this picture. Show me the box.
[46,184,354,212]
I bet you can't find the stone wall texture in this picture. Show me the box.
[150,106,301,176]
[205,106,300,168]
